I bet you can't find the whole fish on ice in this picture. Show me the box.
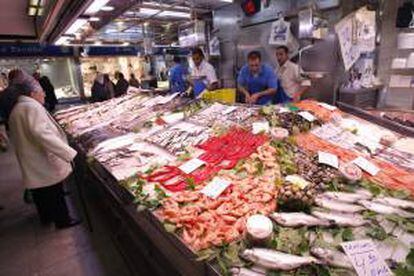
[240,248,321,270]
[310,247,353,269]
[270,212,331,227]
[321,191,372,203]
[311,210,367,227]
[315,196,365,213]
[230,267,265,276]
[358,200,414,218]
[373,196,414,210]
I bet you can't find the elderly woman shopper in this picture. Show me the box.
[0,71,80,229]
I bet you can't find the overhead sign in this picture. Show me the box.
[0,43,74,57]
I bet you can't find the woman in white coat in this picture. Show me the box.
[1,72,80,229]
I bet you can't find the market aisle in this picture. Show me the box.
[0,147,130,276]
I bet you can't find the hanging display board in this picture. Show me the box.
[335,7,376,71]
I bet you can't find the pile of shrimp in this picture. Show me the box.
[154,143,281,251]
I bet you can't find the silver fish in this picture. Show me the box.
[240,248,321,270]
[373,196,414,210]
[358,200,414,218]
[270,212,331,227]
[322,191,372,203]
[310,247,353,269]
[311,210,367,227]
[315,197,366,213]
[230,267,265,276]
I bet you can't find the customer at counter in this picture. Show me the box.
[276,46,310,102]
[169,56,188,94]
[0,72,80,229]
[129,73,140,88]
[189,48,218,97]
[237,51,279,105]
[114,71,129,97]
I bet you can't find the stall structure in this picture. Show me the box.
[0,43,81,100]
[55,90,414,276]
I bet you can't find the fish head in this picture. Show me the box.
[240,249,256,262]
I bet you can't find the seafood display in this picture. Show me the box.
[55,92,414,275]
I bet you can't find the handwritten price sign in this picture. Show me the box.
[341,239,392,276]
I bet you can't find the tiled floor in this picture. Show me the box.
[0,147,130,276]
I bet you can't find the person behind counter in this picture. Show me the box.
[129,73,140,88]
[275,45,310,102]
[0,73,80,229]
[189,48,218,97]
[169,56,188,94]
[114,71,129,97]
[33,73,58,112]
[237,51,279,105]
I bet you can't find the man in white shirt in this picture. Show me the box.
[276,46,310,102]
[189,48,218,96]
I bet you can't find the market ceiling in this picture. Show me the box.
[56,0,233,46]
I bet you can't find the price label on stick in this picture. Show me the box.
[353,157,380,176]
[222,106,237,115]
[201,177,231,199]
[318,102,338,111]
[341,239,392,276]
[318,151,339,169]
[298,111,316,122]
[252,121,270,134]
[179,158,205,174]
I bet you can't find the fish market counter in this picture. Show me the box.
[72,141,220,276]
[337,102,414,137]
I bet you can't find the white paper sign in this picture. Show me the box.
[318,151,339,169]
[353,157,380,176]
[356,137,380,153]
[298,111,316,122]
[318,102,338,111]
[341,239,392,276]
[278,107,291,113]
[161,112,184,124]
[252,121,270,134]
[222,106,238,115]
[201,178,231,199]
[179,158,205,174]
[158,93,179,104]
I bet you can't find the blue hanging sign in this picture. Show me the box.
[0,43,74,57]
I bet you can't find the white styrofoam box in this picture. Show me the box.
[407,53,414,68]
[391,58,407,69]
[389,75,412,88]
[398,33,414,49]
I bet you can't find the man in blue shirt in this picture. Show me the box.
[169,56,188,94]
[237,51,279,105]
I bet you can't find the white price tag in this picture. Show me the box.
[161,112,184,124]
[318,102,338,111]
[158,93,179,104]
[201,178,231,199]
[179,158,205,174]
[318,151,339,169]
[222,106,238,115]
[356,137,380,153]
[341,239,392,276]
[353,157,380,176]
[298,111,316,122]
[252,121,270,134]
[278,107,291,113]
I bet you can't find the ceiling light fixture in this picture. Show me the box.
[55,36,70,45]
[27,0,44,17]
[84,0,110,15]
[139,8,190,18]
[100,5,114,11]
[89,17,100,22]
[65,18,88,35]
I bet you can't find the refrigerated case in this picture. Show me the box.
[0,57,81,99]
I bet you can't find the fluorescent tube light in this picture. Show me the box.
[84,0,110,15]
[139,8,190,18]
[101,6,114,11]
[89,17,100,22]
[65,18,88,34]
[55,36,70,45]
